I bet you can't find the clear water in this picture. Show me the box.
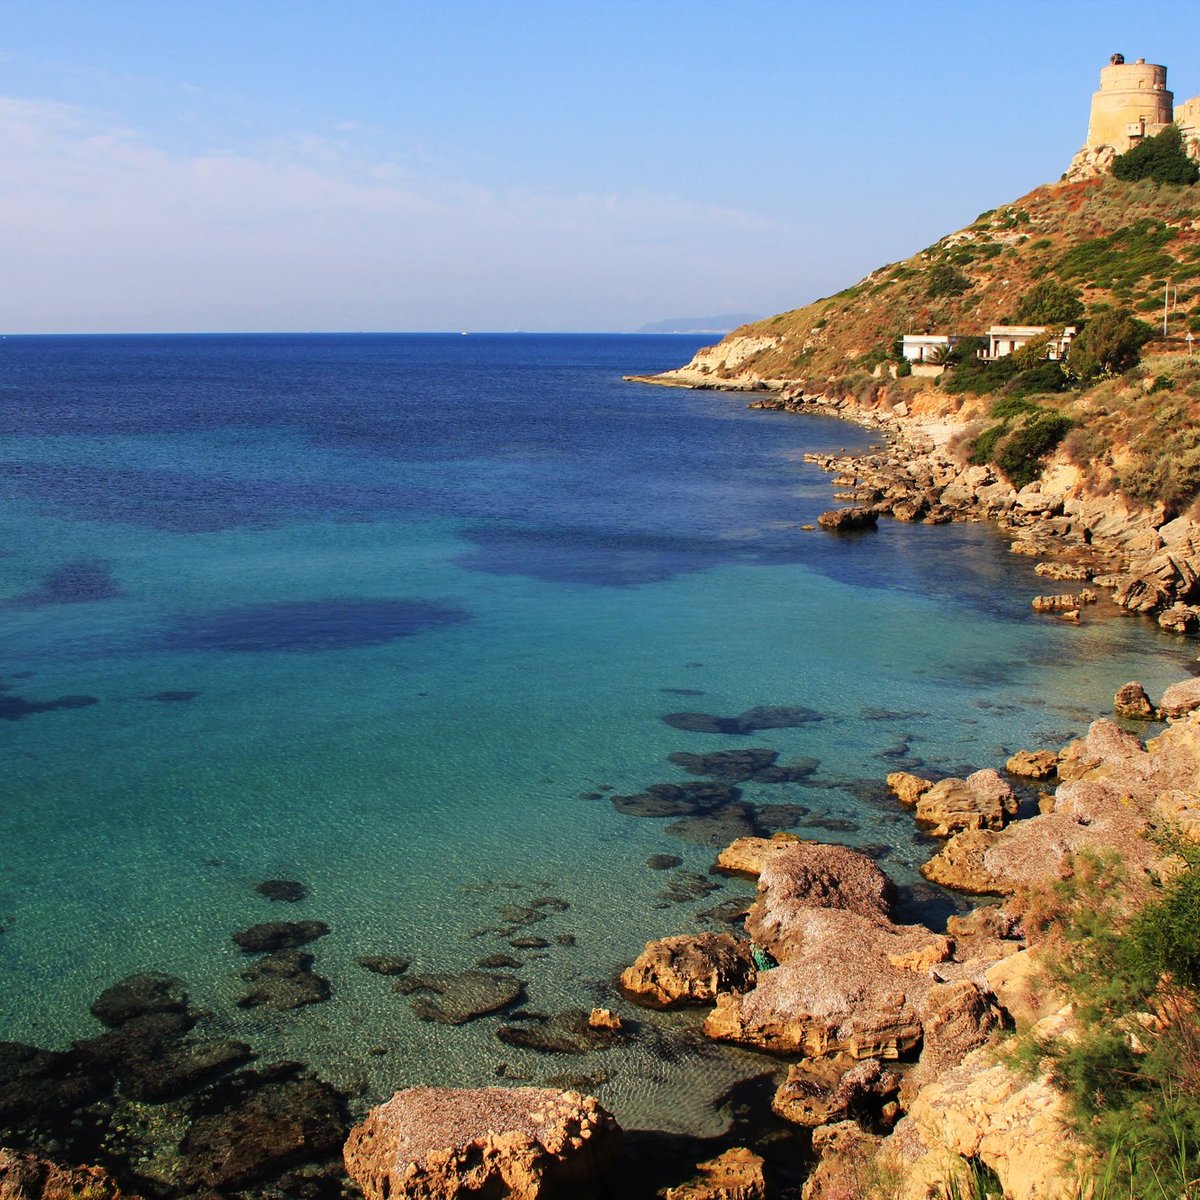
[0,333,1191,1134]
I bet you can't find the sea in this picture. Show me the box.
[0,332,1193,1137]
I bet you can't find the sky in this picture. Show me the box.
[1,1,1197,334]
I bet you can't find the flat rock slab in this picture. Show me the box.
[395,971,525,1024]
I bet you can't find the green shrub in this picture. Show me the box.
[1057,219,1178,290]
[1069,311,1153,379]
[1015,280,1085,325]
[1007,361,1070,397]
[927,263,972,298]
[1023,843,1200,1199]
[1113,124,1200,186]
[996,413,1074,487]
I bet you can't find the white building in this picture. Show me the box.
[901,334,959,362]
[981,325,1078,361]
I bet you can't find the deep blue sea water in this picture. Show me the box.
[0,332,1193,1134]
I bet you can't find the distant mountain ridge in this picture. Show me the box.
[634,313,761,335]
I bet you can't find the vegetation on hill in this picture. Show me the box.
[1012,842,1200,1198]
[1114,124,1200,187]
[703,173,1200,508]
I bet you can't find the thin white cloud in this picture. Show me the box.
[0,95,787,331]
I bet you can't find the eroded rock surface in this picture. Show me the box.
[343,1086,620,1200]
[620,933,755,1009]
[0,1149,137,1200]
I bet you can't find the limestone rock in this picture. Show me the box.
[920,829,1007,894]
[703,908,932,1058]
[817,506,878,532]
[914,769,1017,837]
[1031,590,1096,612]
[1158,676,1200,719]
[800,1121,884,1200]
[1056,719,1147,783]
[898,1047,1092,1200]
[902,981,1001,1102]
[772,1054,900,1129]
[885,771,932,807]
[619,933,755,1008]
[0,1150,138,1200]
[343,1086,620,1200]
[662,1147,765,1200]
[985,949,1067,1030]
[1114,681,1156,720]
[747,843,897,959]
[714,833,801,877]
[1005,749,1059,780]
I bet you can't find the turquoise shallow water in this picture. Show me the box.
[0,333,1193,1135]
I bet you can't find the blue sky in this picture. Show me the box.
[1,1,1197,332]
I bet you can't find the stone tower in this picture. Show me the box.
[1085,54,1174,150]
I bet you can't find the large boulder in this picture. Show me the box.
[620,933,755,1008]
[703,908,937,1059]
[1158,676,1200,719]
[1114,681,1156,720]
[343,1087,620,1200]
[914,770,1018,837]
[746,843,896,960]
[772,1055,900,1129]
[662,1147,765,1200]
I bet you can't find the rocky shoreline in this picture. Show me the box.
[629,350,1200,634]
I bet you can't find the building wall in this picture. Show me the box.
[1178,95,1200,144]
[1086,59,1174,150]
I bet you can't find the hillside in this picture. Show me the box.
[639,173,1200,516]
[654,175,1200,385]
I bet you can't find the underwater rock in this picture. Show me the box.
[146,690,201,703]
[661,706,824,736]
[238,950,331,1010]
[357,955,411,976]
[180,1064,349,1191]
[232,919,330,953]
[496,1009,623,1055]
[0,693,98,721]
[658,872,721,904]
[477,954,523,969]
[611,781,742,819]
[509,936,551,950]
[665,803,765,846]
[396,972,525,1024]
[343,1086,620,1200]
[647,854,683,870]
[255,879,309,903]
[753,804,809,830]
[530,897,570,911]
[89,972,189,1028]
[667,748,779,782]
[0,1042,109,1124]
